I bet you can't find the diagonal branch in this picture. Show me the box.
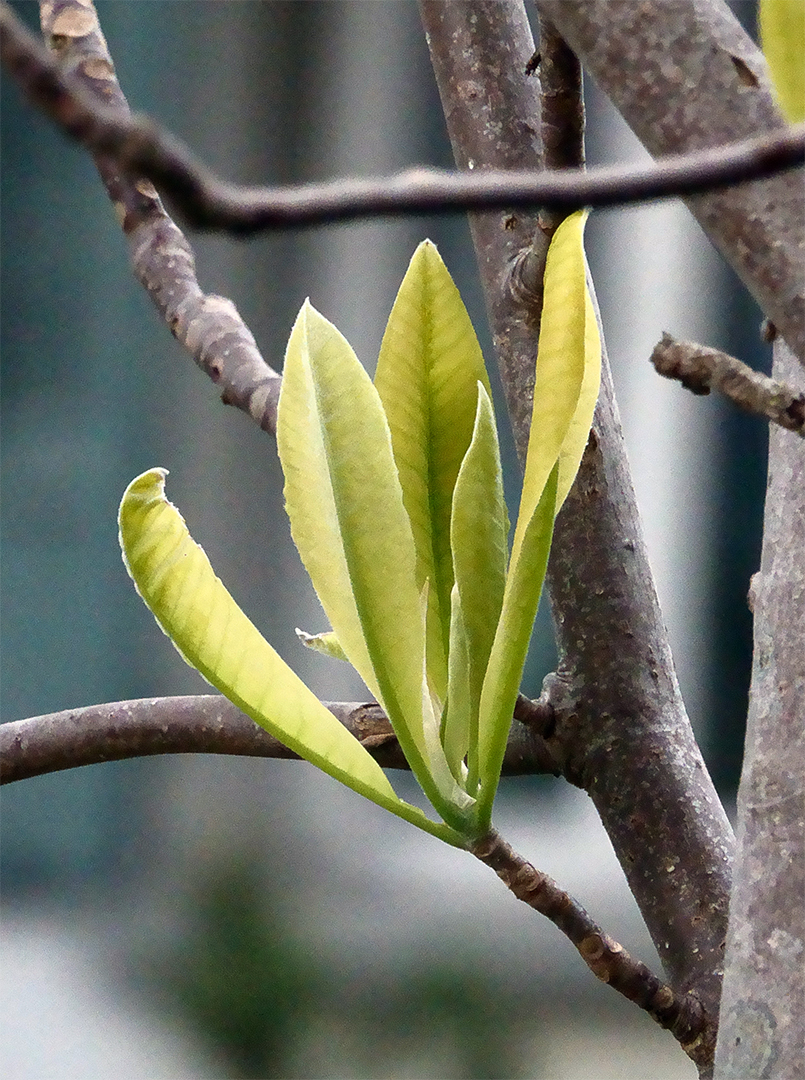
[421,4,733,1074]
[472,830,712,1060]
[33,0,281,434]
[0,1,801,235]
[713,339,805,1078]
[0,694,559,786]
[651,333,805,436]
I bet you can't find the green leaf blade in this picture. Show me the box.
[512,210,593,560]
[450,383,509,793]
[441,585,472,783]
[375,240,493,703]
[473,210,598,828]
[555,258,602,511]
[475,466,559,829]
[119,469,415,814]
[277,302,471,830]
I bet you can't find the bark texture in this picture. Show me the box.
[0,696,558,785]
[652,333,805,435]
[472,830,709,1053]
[714,341,805,1080]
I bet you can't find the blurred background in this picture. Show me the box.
[1,2,768,1078]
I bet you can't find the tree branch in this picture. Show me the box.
[32,0,281,434]
[422,5,733,1074]
[0,1,801,234]
[535,0,805,365]
[0,694,559,786]
[651,333,805,436]
[714,339,805,1079]
[472,830,712,1061]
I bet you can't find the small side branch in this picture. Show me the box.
[471,830,713,1062]
[651,333,805,436]
[0,3,802,234]
[0,694,559,785]
[33,0,281,433]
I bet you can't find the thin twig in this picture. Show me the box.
[0,694,559,785]
[0,2,802,235]
[32,0,281,434]
[471,829,711,1060]
[651,333,805,436]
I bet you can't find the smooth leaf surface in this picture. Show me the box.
[450,383,509,793]
[475,466,559,828]
[512,210,591,565]
[760,0,805,122]
[555,260,601,511]
[441,585,472,783]
[473,212,596,826]
[277,305,379,698]
[277,302,468,829]
[118,469,464,846]
[374,240,492,704]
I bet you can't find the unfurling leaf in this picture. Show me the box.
[296,628,350,662]
[118,468,465,847]
[277,302,474,832]
[375,240,492,705]
[475,211,600,827]
[121,215,600,844]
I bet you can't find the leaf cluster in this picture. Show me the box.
[118,211,600,845]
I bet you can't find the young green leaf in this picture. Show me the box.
[374,240,493,705]
[475,465,558,829]
[512,210,592,560]
[449,383,509,794]
[474,209,598,827]
[118,468,465,847]
[296,628,350,662]
[760,0,805,122]
[555,259,601,511]
[441,585,472,783]
[277,301,472,831]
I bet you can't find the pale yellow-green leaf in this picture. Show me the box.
[118,468,465,846]
[449,383,509,793]
[296,629,350,662]
[441,585,472,784]
[512,210,591,566]
[475,465,558,829]
[555,259,601,510]
[277,302,469,830]
[375,240,493,705]
[760,0,805,122]
[472,212,595,826]
[277,304,379,699]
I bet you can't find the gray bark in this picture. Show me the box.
[714,340,805,1080]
